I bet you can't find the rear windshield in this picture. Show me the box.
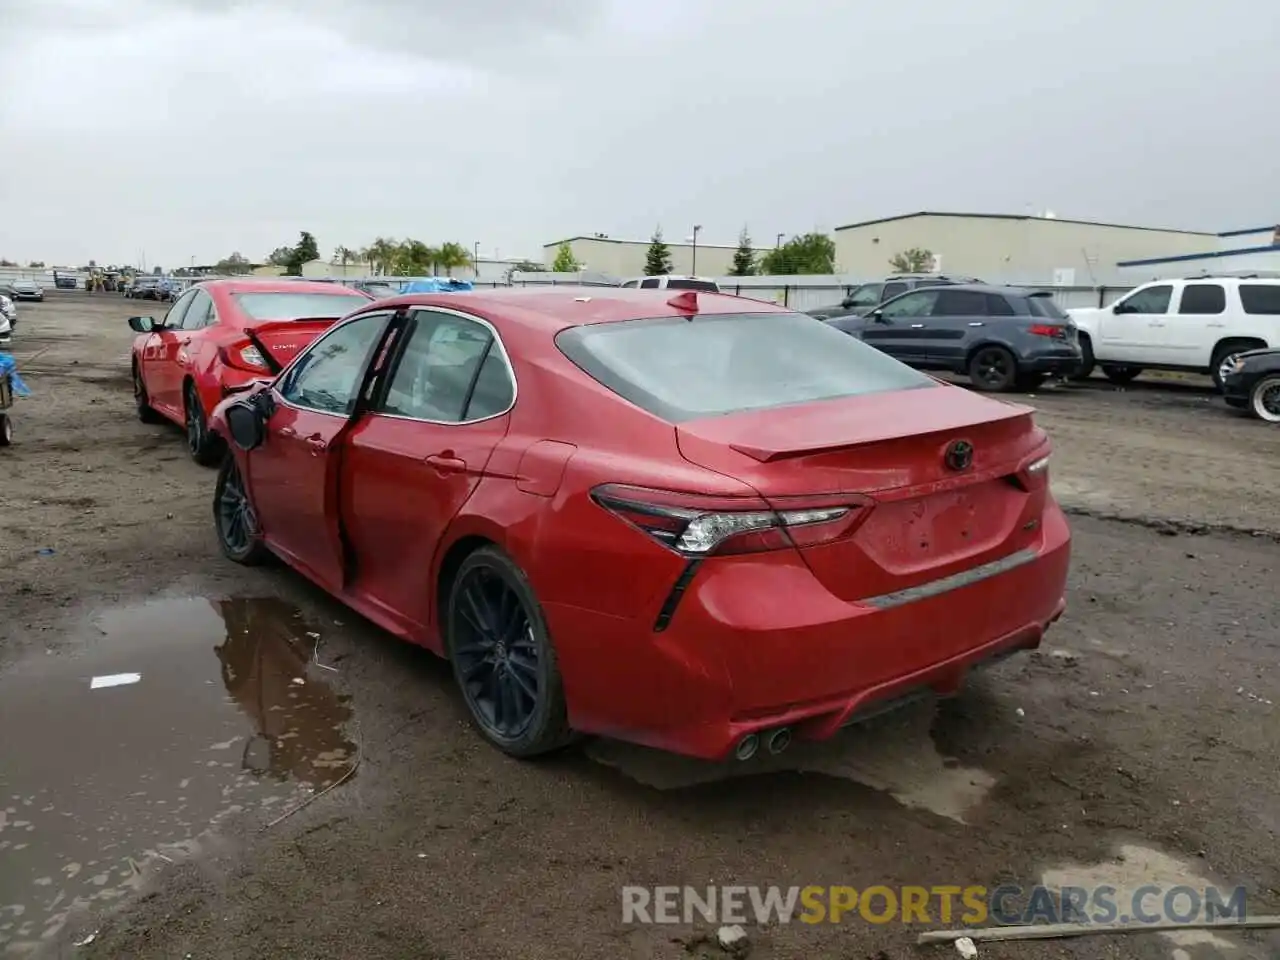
[1026,293,1068,320]
[362,283,401,298]
[664,278,719,292]
[232,292,370,320]
[556,311,934,422]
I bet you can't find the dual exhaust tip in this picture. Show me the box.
[733,727,792,761]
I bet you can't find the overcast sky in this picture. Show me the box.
[0,0,1273,268]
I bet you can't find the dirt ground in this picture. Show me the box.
[1,292,1277,959]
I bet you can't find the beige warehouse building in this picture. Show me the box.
[541,236,740,278]
[833,212,1215,285]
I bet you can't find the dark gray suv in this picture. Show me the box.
[807,273,984,320]
[825,284,1082,392]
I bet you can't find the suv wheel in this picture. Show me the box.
[967,346,1018,392]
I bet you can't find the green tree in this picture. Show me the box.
[551,242,580,272]
[393,239,436,276]
[332,246,359,269]
[729,227,756,276]
[436,241,472,277]
[0,258,16,267]
[363,238,399,276]
[284,231,320,275]
[28,261,45,268]
[644,228,672,275]
[889,247,934,273]
[759,232,836,274]
[214,252,253,275]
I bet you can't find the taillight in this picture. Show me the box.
[220,342,270,372]
[591,484,870,557]
[1027,324,1067,339]
[1009,450,1051,491]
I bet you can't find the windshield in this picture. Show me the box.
[846,283,883,308]
[556,311,933,422]
[232,292,370,321]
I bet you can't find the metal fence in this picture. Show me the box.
[468,278,1135,312]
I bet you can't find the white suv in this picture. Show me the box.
[619,275,721,292]
[1068,275,1280,389]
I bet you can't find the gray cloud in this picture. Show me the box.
[0,0,1275,268]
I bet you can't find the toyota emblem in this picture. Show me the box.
[944,439,974,471]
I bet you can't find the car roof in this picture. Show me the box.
[198,279,371,296]
[359,287,784,333]
[902,282,1050,298]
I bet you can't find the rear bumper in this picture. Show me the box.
[1020,346,1082,376]
[547,501,1072,760]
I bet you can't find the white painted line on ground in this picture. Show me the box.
[89,672,141,689]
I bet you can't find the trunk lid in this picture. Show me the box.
[247,318,341,371]
[675,383,1049,603]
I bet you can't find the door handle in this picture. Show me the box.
[910,323,924,328]
[305,433,327,454]
[968,321,984,327]
[279,426,296,437]
[1149,321,1165,327]
[424,453,467,474]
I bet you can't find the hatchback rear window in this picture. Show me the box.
[556,311,934,422]
[1026,294,1068,319]
[233,292,370,320]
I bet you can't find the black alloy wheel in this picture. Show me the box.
[968,345,1018,392]
[213,456,268,564]
[185,383,222,466]
[446,546,573,758]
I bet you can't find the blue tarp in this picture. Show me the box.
[0,353,30,396]
[398,278,474,294]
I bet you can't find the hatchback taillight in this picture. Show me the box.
[219,342,270,372]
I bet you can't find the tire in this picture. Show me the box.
[0,414,11,447]
[445,545,574,758]
[1069,334,1095,380]
[1249,374,1280,423]
[213,455,270,565]
[1101,365,1142,385]
[184,382,223,466]
[967,345,1018,392]
[1211,341,1263,392]
[133,364,164,424]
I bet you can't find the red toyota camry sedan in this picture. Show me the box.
[208,288,1071,761]
[128,279,373,465]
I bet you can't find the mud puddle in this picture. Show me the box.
[0,597,356,953]
[587,701,995,823]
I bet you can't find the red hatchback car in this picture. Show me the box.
[128,279,374,464]
[209,288,1071,761]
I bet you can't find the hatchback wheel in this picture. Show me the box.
[1249,375,1280,423]
[185,383,222,466]
[213,456,269,564]
[133,365,164,424]
[446,546,573,758]
[967,346,1018,392]
[0,413,11,447]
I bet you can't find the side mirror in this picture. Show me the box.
[225,401,266,451]
[128,315,158,333]
[871,309,887,322]
[1112,303,1131,315]
[841,296,854,308]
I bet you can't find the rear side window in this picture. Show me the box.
[932,290,988,316]
[985,294,1016,316]
[882,282,908,300]
[1026,294,1068,320]
[639,278,660,289]
[1239,284,1280,315]
[1178,284,1226,314]
[380,311,513,422]
[556,311,934,423]
[665,278,719,292]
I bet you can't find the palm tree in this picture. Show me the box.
[436,241,472,277]
[364,237,399,276]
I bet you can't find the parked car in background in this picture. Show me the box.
[8,279,43,302]
[807,274,984,320]
[619,275,721,292]
[207,287,1069,760]
[825,284,1081,392]
[1068,275,1280,389]
[344,279,403,299]
[53,273,77,290]
[0,305,11,346]
[1220,347,1280,422]
[0,294,16,332]
[128,279,373,465]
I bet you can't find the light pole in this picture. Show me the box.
[775,233,784,248]
[473,241,480,280]
[691,224,702,276]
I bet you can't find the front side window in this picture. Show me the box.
[182,291,214,329]
[1116,284,1172,314]
[1240,284,1280,315]
[879,290,939,318]
[380,311,514,422]
[162,290,196,328]
[277,313,389,416]
[556,311,934,423]
[1177,284,1226,315]
[881,282,908,301]
[640,278,660,289]
[845,283,883,308]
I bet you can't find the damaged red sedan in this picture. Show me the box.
[208,288,1070,761]
[128,279,373,465]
